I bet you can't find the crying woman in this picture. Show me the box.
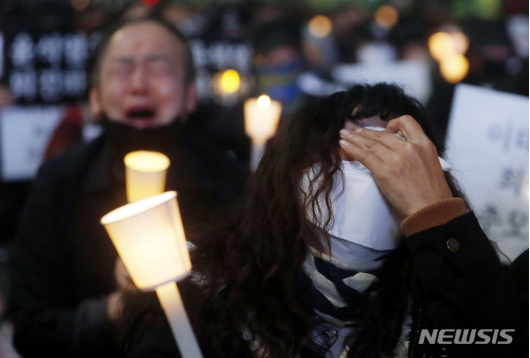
[121,83,520,358]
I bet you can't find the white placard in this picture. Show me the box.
[445,84,529,262]
[1,105,63,181]
[331,60,432,103]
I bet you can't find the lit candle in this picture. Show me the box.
[439,54,469,83]
[244,95,282,171]
[101,192,202,358]
[124,151,170,202]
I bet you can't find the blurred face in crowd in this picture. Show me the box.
[90,21,197,129]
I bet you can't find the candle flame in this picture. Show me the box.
[257,95,271,110]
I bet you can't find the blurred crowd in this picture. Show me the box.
[0,0,528,312]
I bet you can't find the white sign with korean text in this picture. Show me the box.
[445,84,529,261]
[1,106,63,181]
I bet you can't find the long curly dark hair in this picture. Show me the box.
[123,83,465,358]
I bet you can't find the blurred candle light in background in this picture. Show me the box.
[219,69,241,94]
[124,151,170,202]
[71,0,90,11]
[439,54,469,83]
[101,192,202,358]
[212,69,249,105]
[308,15,332,38]
[428,30,470,83]
[375,5,399,29]
[245,95,281,145]
[428,32,454,61]
[244,95,281,171]
[429,31,469,59]
[450,31,469,55]
[257,94,271,110]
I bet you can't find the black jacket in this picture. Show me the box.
[125,212,522,358]
[9,129,248,358]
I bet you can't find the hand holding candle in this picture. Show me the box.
[101,192,202,358]
[244,95,282,171]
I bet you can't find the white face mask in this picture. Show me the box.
[301,127,451,251]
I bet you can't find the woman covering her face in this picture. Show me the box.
[123,83,519,358]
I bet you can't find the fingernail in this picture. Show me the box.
[339,129,351,137]
[339,139,350,147]
[353,128,363,133]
